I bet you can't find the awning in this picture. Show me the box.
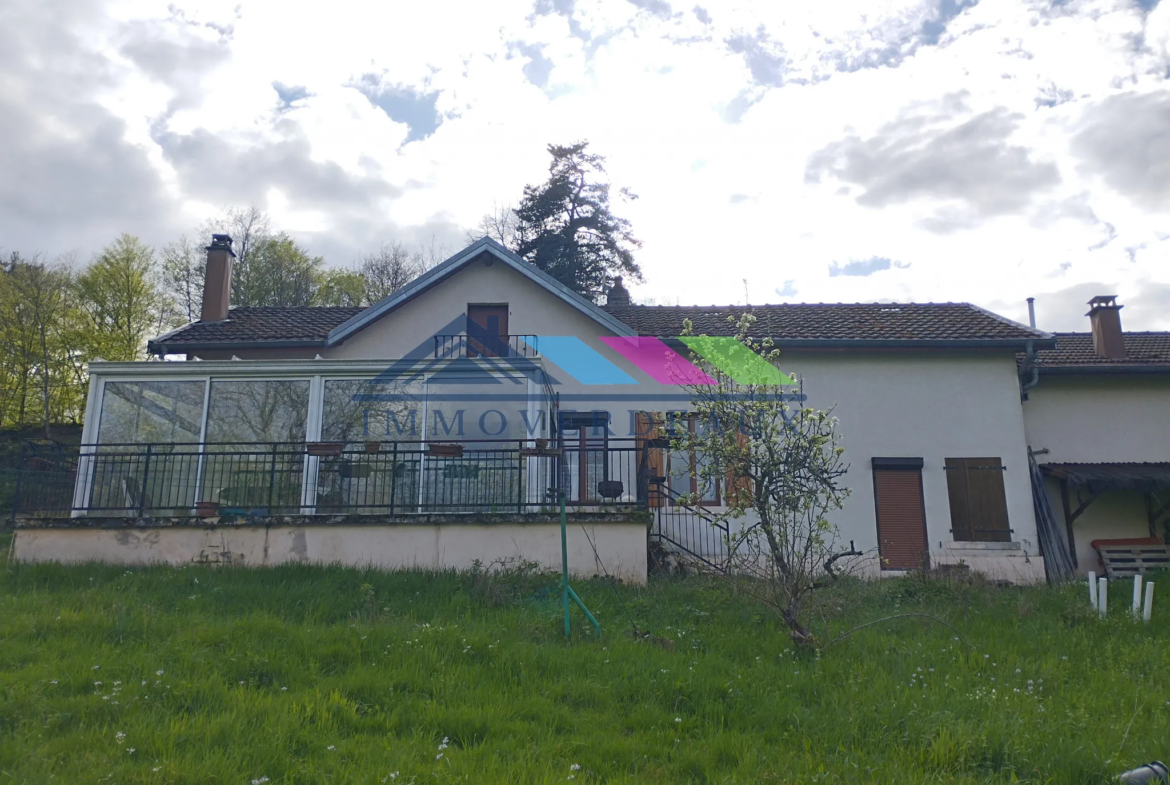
[1041,463,1170,493]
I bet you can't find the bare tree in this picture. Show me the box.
[673,313,854,647]
[466,202,519,249]
[414,234,452,271]
[357,241,422,303]
[160,235,204,323]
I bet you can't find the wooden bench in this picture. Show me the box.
[1092,537,1170,579]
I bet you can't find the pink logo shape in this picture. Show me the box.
[599,337,715,385]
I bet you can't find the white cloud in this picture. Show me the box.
[1,0,1168,328]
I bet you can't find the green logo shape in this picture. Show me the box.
[679,336,795,385]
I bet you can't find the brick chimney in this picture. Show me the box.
[1086,295,1125,359]
[200,234,235,322]
[606,276,630,308]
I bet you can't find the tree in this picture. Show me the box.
[356,241,422,303]
[160,235,204,323]
[673,313,854,646]
[10,258,74,437]
[232,232,324,308]
[513,142,643,302]
[465,202,519,249]
[75,234,166,362]
[315,268,367,307]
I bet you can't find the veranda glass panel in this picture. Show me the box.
[89,381,206,512]
[201,380,310,513]
[317,379,424,512]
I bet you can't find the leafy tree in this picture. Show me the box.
[673,313,854,647]
[232,232,324,308]
[513,142,643,301]
[75,234,166,362]
[356,241,422,303]
[315,268,367,307]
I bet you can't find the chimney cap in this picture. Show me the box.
[206,234,236,257]
[1086,294,1121,315]
[606,276,630,307]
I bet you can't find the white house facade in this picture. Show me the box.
[12,235,1105,585]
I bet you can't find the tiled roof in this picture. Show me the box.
[1030,332,1170,370]
[604,303,1048,344]
[150,307,366,350]
[152,301,1053,352]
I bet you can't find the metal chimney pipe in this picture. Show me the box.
[1026,297,1036,329]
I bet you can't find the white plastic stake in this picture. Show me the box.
[1144,582,1155,622]
[1088,571,1098,608]
[1132,574,1143,619]
[1098,577,1108,617]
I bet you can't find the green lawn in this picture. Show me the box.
[2,532,1168,784]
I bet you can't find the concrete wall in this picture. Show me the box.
[13,520,649,584]
[1023,375,1170,464]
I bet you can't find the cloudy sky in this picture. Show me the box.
[2,0,1168,330]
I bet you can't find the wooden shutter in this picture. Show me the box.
[945,457,1011,542]
[872,458,928,570]
[724,427,752,507]
[635,412,665,508]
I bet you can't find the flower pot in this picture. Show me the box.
[307,442,344,457]
[364,441,381,454]
[195,501,218,517]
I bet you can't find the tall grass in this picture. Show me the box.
[2,533,1168,783]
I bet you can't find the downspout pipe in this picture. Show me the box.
[1020,298,1041,401]
[1020,339,1040,400]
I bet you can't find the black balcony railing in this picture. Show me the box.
[10,438,649,519]
[433,334,539,360]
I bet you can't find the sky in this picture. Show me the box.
[1,0,1168,332]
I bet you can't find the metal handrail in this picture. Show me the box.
[649,480,731,571]
[432,334,539,359]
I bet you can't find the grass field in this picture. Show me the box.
[2,532,1169,784]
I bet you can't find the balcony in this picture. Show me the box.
[432,334,539,360]
[10,438,648,519]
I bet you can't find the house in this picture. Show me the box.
[1021,296,1170,575]
[12,235,1066,583]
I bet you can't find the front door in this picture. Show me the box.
[467,304,509,358]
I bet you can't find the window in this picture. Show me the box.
[321,378,423,445]
[559,411,610,504]
[666,412,720,505]
[872,458,928,570]
[90,381,208,511]
[944,457,1011,542]
[97,381,206,444]
[204,380,310,446]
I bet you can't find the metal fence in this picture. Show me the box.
[10,438,649,518]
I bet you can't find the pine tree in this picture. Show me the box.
[513,142,643,302]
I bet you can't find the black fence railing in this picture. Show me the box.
[649,481,731,571]
[433,334,539,360]
[10,438,648,518]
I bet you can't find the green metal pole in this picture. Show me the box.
[561,491,571,639]
[560,491,601,640]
